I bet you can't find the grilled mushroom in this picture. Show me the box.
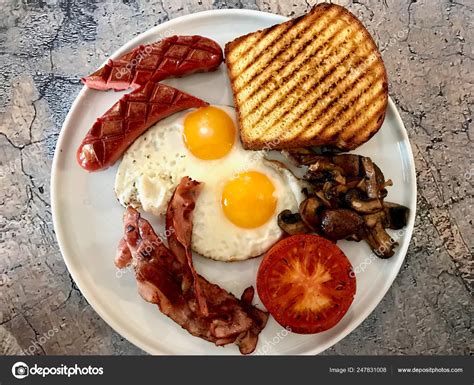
[361,157,380,199]
[320,209,363,241]
[363,212,397,258]
[331,154,362,177]
[315,190,333,208]
[290,153,405,257]
[376,178,392,200]
[344,189,383,214]
[299,197,322,230]
[306,160,346,185]
[277,210,310,235]
[374,163,386,186]
[383,202,409,229]
[363,211,386,227]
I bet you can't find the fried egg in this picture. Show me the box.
[115,105,305,261]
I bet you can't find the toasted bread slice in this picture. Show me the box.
[225,3,388,151]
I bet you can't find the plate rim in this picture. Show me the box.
[51,8,417,355]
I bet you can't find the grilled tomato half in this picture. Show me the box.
[257,234,356,334]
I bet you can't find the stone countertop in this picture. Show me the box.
[0,0,472,355]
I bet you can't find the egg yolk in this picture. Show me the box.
[221,171,277,229]
[183,106,236,160]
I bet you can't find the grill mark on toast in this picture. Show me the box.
[234,8,341,96]
[238,19,346,115]
[233,8,334,82]
[225,33,264,70]
[333,91,386,150]
[317,76,382,143]
[232,14,313,82]
[231,29,272,66]
[287,95,386,150]
[233,17,302,71]
[345,112,383,148]
[337,81,387,140]
[291,61,382,143]
[336,91,387,147]
[304,62,377,135]
[290,56,368,141]
[235,13,342,104]
[226,3,388,151]
[288,67,366,143]
[352,104,387,146]
[257,51,354,140]
[286,86,384,149]
[252,30,362,137]
[275,59,377,144]
[232,21,296,81]
[239,40,332,123]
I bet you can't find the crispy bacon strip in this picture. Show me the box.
[116,179,268,354]
[82,35,223,91]
[166,177,208,316]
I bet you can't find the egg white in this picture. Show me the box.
[115,105,305,261]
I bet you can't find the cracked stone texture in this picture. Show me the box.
[0,0,472,355]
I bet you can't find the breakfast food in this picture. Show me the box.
[116,178,268,354]
[224,3,388,151]
[77,82,208,171]
[77,35,224,171]
[257,234,356,333]
[71,2,410,353]
[166,177,208,315]
[82,35,223,91]
[115,105,305,261]
[278,151,409,258]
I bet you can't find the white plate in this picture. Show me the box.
[51,9,416,355]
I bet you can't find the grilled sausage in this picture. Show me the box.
[76,82,207,171]
[82,35,223,91]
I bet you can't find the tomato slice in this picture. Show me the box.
[257,234,356,334]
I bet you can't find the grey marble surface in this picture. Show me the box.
[0,0,472,355]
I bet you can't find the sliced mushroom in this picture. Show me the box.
[383,202,409,229]
[320,209,363,241]
[299,197,322,230]
[381,179,393,189]
[356,177,367,192]
[373,163,386,186]
[322,181,333,193]
[363,211,386,227]
[378,179,393,199]
[379,188,388,199]
[315,190,333,208]
[307,160,346,185]
[346,232,363,242]
[361,157,379,199]
[331,154,362,177]
[277,210,310,235]
[290,153,404,256]
[365,224,397,259]
[344,189,383,214]
[333,183,350,195]
[363,212,397,258]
